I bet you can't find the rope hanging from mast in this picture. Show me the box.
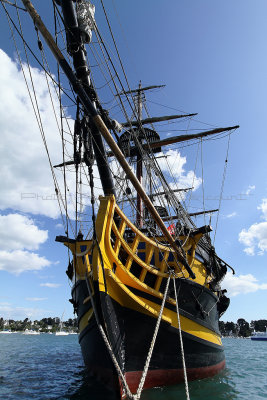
[213,133,232,245]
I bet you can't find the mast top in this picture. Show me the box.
[117,84,166,96]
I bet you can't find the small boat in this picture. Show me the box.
[23,329,40,335]
[0,330,12,334]
[3,1,238,398]
[55,331,69,336]
[55,312,69,336]
[251,328,267,341]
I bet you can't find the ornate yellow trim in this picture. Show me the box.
[65,195,220,346]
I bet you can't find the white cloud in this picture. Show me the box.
[109,149,201,209]
[157,149,202,191]
[223,272,267,296]
[0,250,51,275]
[239,198,267,255]
[239,222,267,256]
[225,212,237,219]
[0,213,51,275]
[258,198,267,220]
[244,185,255,195]
[0,214,48,251]
[25,298,48,302]
[40,283,62,288]
[0,304,52,320]
[55,223,63,229]
[0,49,76,218]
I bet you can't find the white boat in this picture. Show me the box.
[55,331,69,336]
[55,317,69,336]
[23,329,40,335]
[55,311,69,336]
[251,328,267,341]
[0,330,12,334]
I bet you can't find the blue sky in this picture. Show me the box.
[0,0,267,323]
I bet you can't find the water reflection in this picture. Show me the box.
[61,368,118,400]
[141,369,239,400]
[60,366,239,400]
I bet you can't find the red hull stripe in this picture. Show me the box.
[122,359,225,394]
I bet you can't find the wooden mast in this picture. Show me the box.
[53,126,238,168]
[121,113,197,127]
[161,209,219,221]
[121,126,239,157]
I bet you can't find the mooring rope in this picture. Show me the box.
[84,274,134,399]
[172,275,190,400]
[133,273,171,400]
[85,271,171,400]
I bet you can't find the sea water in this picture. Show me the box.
[0,334,266,400]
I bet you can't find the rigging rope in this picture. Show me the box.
[0,0,76,103]
[200,138,207,227]
[54,2,70,251]
[85,3,199,235]
[99,0,139,117]
[213,133,231,245]
[133,273,171,400]
[172,275,191,400]
[6,2,71,233]
[1,0,25,10]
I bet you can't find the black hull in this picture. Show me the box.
[75,280,225,397]
[79,320,119,390]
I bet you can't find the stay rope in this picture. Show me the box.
[213,133,231,245]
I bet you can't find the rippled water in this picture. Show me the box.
[0,334,266,399]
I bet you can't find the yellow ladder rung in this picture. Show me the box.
[125,255,133,270]
[154,276,163,292]
[139,268,147,282]
[145,244,154,264]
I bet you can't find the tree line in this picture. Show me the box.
[1,317,266,336]
[0,317,78,332]
[219,319,267,337]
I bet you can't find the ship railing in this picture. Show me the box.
[65,195,204,297]
[97,196,202,298]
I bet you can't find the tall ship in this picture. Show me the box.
[2,0,238,398]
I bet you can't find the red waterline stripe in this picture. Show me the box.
[120,359,225,397]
